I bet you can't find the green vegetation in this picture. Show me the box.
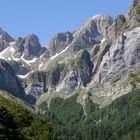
[130,24,140,30]
[68,53,82,71]
[128,70,140,88]
[1,70,140,139]
[30,70,46,83]
[69,53,87,72]
[1,86,140,140]
[136,7,140,14]
[124,20,129,28]
[47,63,66,86]
[40,94,84,125]
[0,95,55,140]
[48,63,65,73]
[49,94,84,125]
[69,50,93,86]
[30,63,65,85]
[39,89,140,140]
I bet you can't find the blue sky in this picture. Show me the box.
[0,0,132,45]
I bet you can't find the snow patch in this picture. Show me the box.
[50,44,71,60]
[9,42,16,46]
[17,73,29,79]
[0,46,11,59]
[10,47,15,54]
[13,57,20,61]
[39,62,44,70]
[101,38,105,44]
[27,57,37,63]
[82,94,88,100]
[21,55,37,66]
[40,53,44,58]
[0,41,18,61]
[8,57,11,60]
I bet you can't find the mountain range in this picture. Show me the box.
[0,0,140,139]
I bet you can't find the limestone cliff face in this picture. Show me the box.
[0,27,14,52]
[95,28,140,84]
[24,49,93,98]
[0,0,140,106]
[0,60,35,103]
[0,60,25,98]
[18,0,140,103]
[71,15,113,52]
[47,32,73,56]
[128,0,140,27]
[14,34,42,60]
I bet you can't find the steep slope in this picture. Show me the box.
[128,0,140,28]
[0,0,139,108]
[47,31,73,56]
[0,60,25,98]
[0,59,35,103]
[37,1,140,105]
[39,85,140,140]
[0,27,14,52]
[0,91,55,140]
[0,0,140,140]
[14,34,42,60]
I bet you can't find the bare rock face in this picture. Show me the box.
[53,49,93,92]
[97,27,140,84]
[44,15,113,60]
[0,60,25,99]
[71,15,113,52]
[0,27,14,52]
[24,49,93,97]
[14,34,41,60]
[128,0,140,28]
[0,0,140,106]
[107,15,126,40]
[23,71,47,98]
[47,31,73,56]
[7,60,29,75]
[13,0,140,102]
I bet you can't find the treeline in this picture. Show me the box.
[40,90,140,140]
[1,88,140,140]
[0,95,56,140]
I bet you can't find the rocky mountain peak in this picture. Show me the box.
[131,0,140,10]
[14,34,41,60]
[0,0,139,107]
[24,34,41,56]
[0,27,14,52]
[47,31,73,56]
[0,27,3,33]
[128,0,140,27]
[70,15,113,52]
[107,14,126,40]
[74,15,113,39]
[0,27,14,42]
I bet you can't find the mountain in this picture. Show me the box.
[0,27,14,52]
[47,31,73,56]
[0,0,140,106]
[0,0,140,139]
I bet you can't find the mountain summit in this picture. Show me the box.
[0,0,139,107]
[0,0,140,140]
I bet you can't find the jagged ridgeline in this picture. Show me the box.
[0,0,140,140]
